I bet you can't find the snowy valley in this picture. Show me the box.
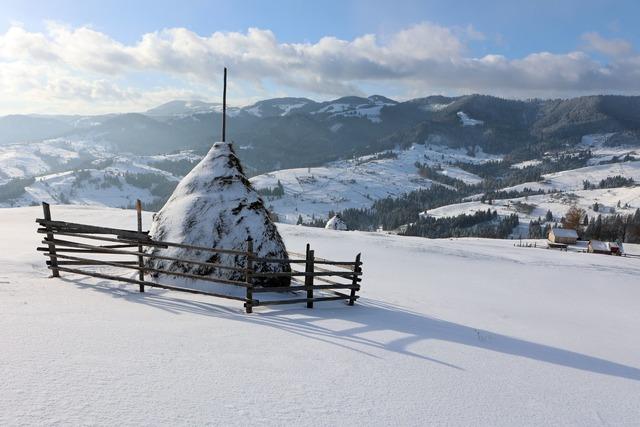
[2,122,640,243]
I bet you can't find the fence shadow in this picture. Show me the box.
[60,276,640,382]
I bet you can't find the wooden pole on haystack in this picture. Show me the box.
[222,67,227,142]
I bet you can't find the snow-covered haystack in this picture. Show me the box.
[325,214,347,231]
[147,142,290,287]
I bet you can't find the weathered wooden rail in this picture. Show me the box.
[36,202,362,313]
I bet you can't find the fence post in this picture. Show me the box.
[245,238,254,313]
[136,199,145,293]
[305,243,315,308]
[348,253,361,306]
[42,202,59,278]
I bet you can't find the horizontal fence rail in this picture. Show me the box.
[36,202,362,313]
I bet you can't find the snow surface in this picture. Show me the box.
[3,162,179,209]
[503,161,640,192]
[0,138,100,183]
[580,133,616,148]
[427,186,640,226]
[0,139,201,207]
[329,123,343,133]
[511,159,542,169]
[457,111,484,126]
[578,133,639,165]
[1,205,640,425]
[245,105,263,117]
[426,160,640,237]
[250,144,494,223]
[277,102,307,116]
[313,99,394,123]
[420,102,453,112]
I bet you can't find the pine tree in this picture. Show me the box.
[545,210,553,221]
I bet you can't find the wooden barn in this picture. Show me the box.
[588,240,611,255]
[548,228,578,245]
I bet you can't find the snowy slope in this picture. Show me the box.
[422,160,640,237]
[457,111,484,126]
[1,205,640,425]
[144,100,243,118]
[0,139,200,207]
[2,160,181,208]
[0,138,109,184]
[18,170,166,208]
[427,186,640,225]
[503,161,640,192]
[312,96,397,123]
[250,144,495,223]
[578,134,640,165]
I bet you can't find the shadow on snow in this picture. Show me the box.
[61,276,640,381]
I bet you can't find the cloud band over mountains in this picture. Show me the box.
[1,21,639,113]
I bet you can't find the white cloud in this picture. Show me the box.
[0,22,639,114]
[581,32,633,58]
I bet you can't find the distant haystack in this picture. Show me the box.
[325,214,347,231]
[147,141,290,287]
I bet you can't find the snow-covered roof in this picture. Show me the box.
[325,215,347,230]
[589,240,610,252]
[550,228,578,238]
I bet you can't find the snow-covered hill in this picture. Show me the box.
[427,186,640,224]
[503,161,640,192]
[0,138,201,208]
[144,100,227,117]
[1,205,639,425]
[0,138,112,184]
[250,144,496,223]
[423,159,640,237]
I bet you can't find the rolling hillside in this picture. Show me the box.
[2,94,640,175]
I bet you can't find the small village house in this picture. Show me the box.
[588,240,612,255]
[548,228,578,245]
[609,242,622,255]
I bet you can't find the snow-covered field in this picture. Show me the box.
[427,186,640,224]
[250,144,495,223]
[1,205,640,425]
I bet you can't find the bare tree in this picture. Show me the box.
[562,206,586,231]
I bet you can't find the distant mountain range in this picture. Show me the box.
[2,94,640,175]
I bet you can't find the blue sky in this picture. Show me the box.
[1,0,639,114]
[3,0,637,56]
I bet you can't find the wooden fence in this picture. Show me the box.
[36,202,362,313]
